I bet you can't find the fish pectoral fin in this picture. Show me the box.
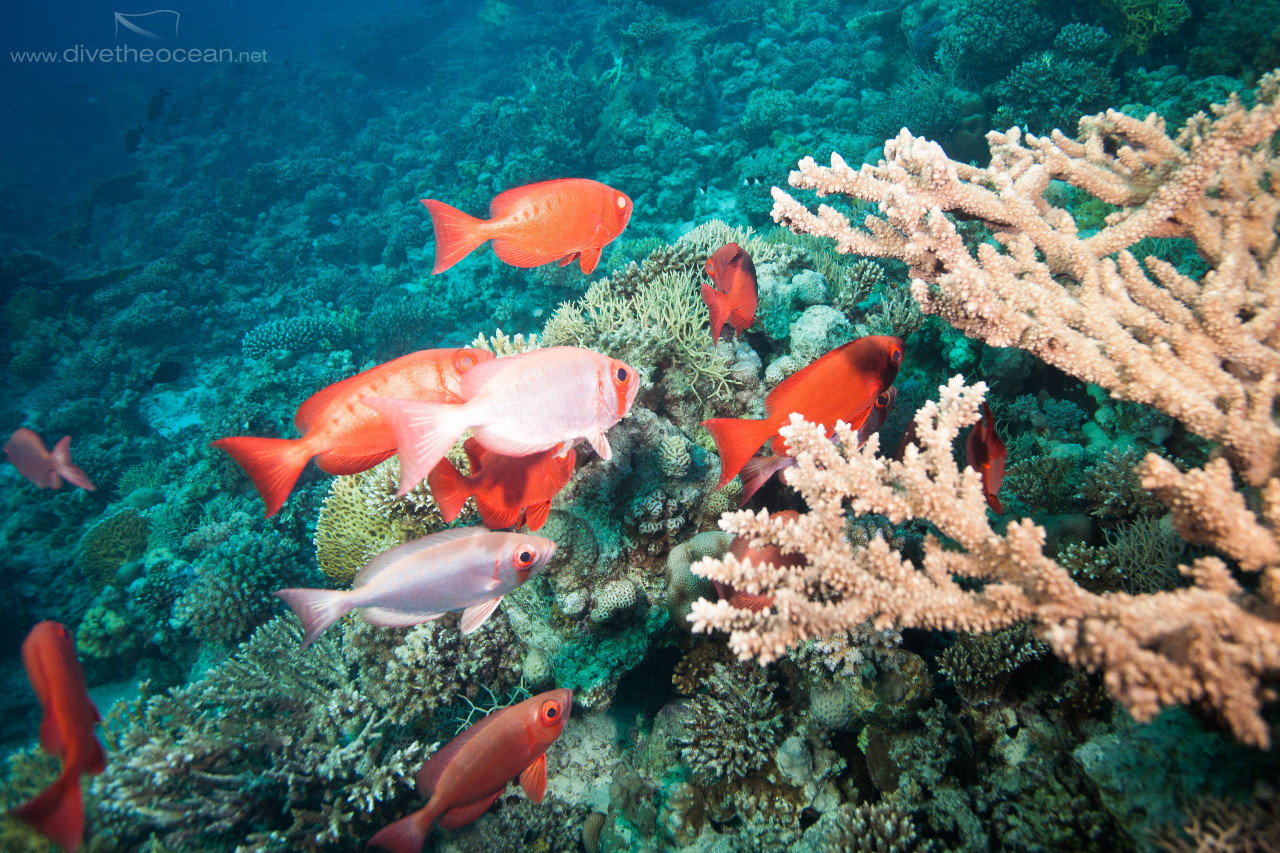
[360,607,445,628]
[557,253,579,267]
[459,597,502,635]
[519,753,548,803]
[524,500,552,531]
[588,432,612,461]
[578,246,602,274]
[438,791,503,830]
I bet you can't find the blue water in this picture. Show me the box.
[1,0,1278,849]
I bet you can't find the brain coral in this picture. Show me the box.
[78,508,150,588]
[314,456,455,583]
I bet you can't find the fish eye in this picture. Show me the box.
[891,348,903,365]
[876,392,890,406]
[615,366,629,383]
[514,545,537,568]
[457,352,476,370]
[616,195,627,209]
[540,700,560,723]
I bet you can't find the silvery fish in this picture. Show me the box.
[275,527,556,648]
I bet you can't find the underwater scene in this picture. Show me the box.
[2,0,1280,850]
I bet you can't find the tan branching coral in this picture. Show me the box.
[716,74,1280,748]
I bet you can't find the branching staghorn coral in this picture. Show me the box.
[690,379,1280,747]
[93,612,525,849]
[727,74,1280,748]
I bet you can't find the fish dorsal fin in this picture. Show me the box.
[763,362,818,417]
[353,527,489,587]
[439,790,502,830]
[294,374,363,433]
[459,597,502,635]
[523,500,551,531]
[359,607,444,628]
[519,753,548,803]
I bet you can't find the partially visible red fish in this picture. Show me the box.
[966,403,1007,513]
[428,438,576,531]
[9,621,106,852]
[702,336,904,488]
[211,347,493,516]
[712,510,806,612]
[369,688,573,853]
[737,386,897,507]
[3,429,95,491]
[423,179,632,275]
[366,346,639,495]
[702,243,758,345]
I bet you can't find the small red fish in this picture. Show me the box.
[211,347,493,516]
[736,386,897,507]
[428,438,576,531]
[701,243,758,345]
[702,336,904,488]
[712,510,805,612]
[966,403,1007,513]
[9,622,106,852]
[422,179,632,275]
[366,346,638,495]
[3,429,95,491]
[369,688,573,853]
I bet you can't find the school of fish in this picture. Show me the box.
[2,173,1023,850]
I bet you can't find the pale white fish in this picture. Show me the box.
[275,527,556,648]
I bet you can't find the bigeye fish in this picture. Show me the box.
[212,347,493,517]
[368,688,573,853]
[365,346,639,495]
[9,621,106,853]
[274,528,556,648]
[422,178,632,274]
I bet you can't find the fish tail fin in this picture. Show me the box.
[700,281,728,346]
[426,459,470,523]
[274,587,352,649]
[11,769,82,852]
[368,806,435,853]
[50,436,95,491]
[363,398,467,495]
[701,417,775,488]
[210,435,310,517]
[421,199,487,274]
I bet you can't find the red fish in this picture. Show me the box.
[966,403,1007,513]
[366,346,638,495]
[701,243,758,345]
[712,510,805,612]
[369,688,573,853]
[702,336,904,488]
[3,429,95,491]
[736,386,897,507]
[423,179,632,275]
[428,438,576,531]
[9,622,106,852]
[211,347,493,516]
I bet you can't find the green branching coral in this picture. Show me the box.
[676,662,785,786]
[92,612,524,850]
[938,623,1048,706]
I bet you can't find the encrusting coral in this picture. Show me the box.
[691,74,1280,749]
